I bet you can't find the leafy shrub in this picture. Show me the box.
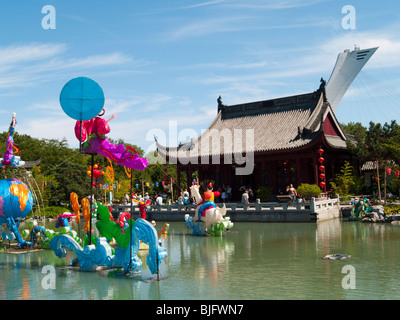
[384,205,400,216]
[297,183,322,199]
[255,186,272,202]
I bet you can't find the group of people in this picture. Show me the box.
[239,186,255,205]
[123,183,299,207]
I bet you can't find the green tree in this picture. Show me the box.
[330,161,356,196]
[344,120,400,203]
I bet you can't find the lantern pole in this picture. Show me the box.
[89,154,94,245]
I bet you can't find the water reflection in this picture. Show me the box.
[2,220,400,299]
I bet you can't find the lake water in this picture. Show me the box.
[1,219,400,300]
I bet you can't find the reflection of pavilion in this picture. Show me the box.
[157,47,378,200]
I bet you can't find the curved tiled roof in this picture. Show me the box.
[157,86,349,160]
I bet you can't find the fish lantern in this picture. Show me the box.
[396,170,400,178]
[319,181,326,187]
[319,173,325,179]
[319,165,325,171]
[318,148,324,155]
[318,157,324,163]
[387,168,392,175]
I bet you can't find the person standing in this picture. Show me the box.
[221,186,227,203]
[242,190,249,209]
[286,184,297,202]
[226,185,232,201]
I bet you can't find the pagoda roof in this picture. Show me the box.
[156,83,352,161]
[22,157,42,169]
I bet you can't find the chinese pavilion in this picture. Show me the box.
[156,47,378,200]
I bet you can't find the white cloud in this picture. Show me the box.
[19,116,77,146]
[182,0,327,10]
[165,16,253,40]
[0,43,67,65]
[0,43,138,90]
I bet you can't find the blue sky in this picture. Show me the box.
[0,0,399,154]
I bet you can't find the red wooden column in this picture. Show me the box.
[296,157,301,187]
[313,157,319,185]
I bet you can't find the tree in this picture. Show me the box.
[344,120,400,203]
[330,161,356,196]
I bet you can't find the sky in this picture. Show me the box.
[0,0,399,155]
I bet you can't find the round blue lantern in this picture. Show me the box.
[59,77,105,121]
[0,178,33,224]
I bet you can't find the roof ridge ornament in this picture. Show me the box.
[217,95,227,112]
[319,77,327,102]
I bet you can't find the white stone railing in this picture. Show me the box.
[113,196,339,215]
